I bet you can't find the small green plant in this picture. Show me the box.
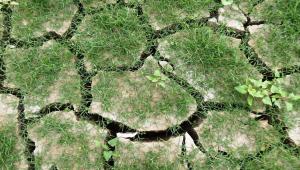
[221,0,233,6]
[95,138,119,162]
[235,74,300,111]
[0,0,18,8]
[146,70,168,88]
[146,69,168,88]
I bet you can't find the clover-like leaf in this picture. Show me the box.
[252,91,264,98]
[274,70,280,78]
[108,138,118,147]
[288,93,300,101]
[103,151,113,161]
[261,81,271,89]
[262,96,272,106]
[94,140,101,147]
[154,70,161,77]
[235,85,248,94]
[274,100,281,108]
[102,144,109,150]
[247,96,253,106]
[158,82,166,88]
[248,88,257,97]
[271,85,280,94]
[146,76,159,83]
[249,78,263,87]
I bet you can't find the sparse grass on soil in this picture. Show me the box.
[0,0,299,170]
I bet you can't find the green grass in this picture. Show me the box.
[115,139,184,170]
[199,109,281,156]
[0,124,20,170]
[162,26,261,103]
[4,42,81,108]
[250,0,300,69]
[29,112,106,169]
[143,0,217,28]
[11,0,75,39]
[74,5,147,68]
[92,58,195,129]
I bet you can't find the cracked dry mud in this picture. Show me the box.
[0,0,300,170]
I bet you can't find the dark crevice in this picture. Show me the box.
[252,107,300,156]
[64,41,93,113]
[264,107,300,156]
[96,41,158,72]
[276,65,300,79]
[0,52,6,85]
[153,17,245,40]
[239,34,274,81]
[26,103,75,124]
[158,60,204,104]
[202,101,250,112]
[0,87,36,170]
[62,0,85,40]
[76,112,136,133]
[49,165,58,170]
[8,32,62,49]
[186,128,206,154]
[239,146,273,170]
[181,135,193,170]
[1,5,12,42]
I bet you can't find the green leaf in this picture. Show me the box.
[158,82,166,88]
[270,85,280,93]
[252,91,264,98]
[160,75,168,81]
[262,96,272,106]
[274,70,280,78]
[249,79,262,87]
[102,144,109,150]
[221,0,233,5]
[103,151,113,161]
[262,90,269,96]
[274,100,281,108]
[94,140,101,147]
[108,138,118,147]
[261,81,271,89]
[235,85,248,94]
[288,93,300,101]
[154,70,161,77]
[285,102,293,111]
[247,96,253,106]
[146,76,158,83]
[278,89,287,97]
[248,88,257,97]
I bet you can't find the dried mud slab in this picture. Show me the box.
[218,4,246,31]
[11,0,76,38]
[248,24,300,70]
[0,94,27,170]
[91,57,196,131]
[143,0,211,30]
[4,41,81,113]
[158,26,261,103]
[115,136,185,169]
[73,6,147,68]
[28,111,107,169]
